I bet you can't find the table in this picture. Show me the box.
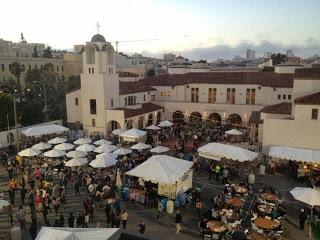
[234,185,248,194]
[206,220,228,233]
[257,204,273,215]
[254,217,280,230]
[226,198,244,208]
[250,231,269,240]
[259,192,279,202]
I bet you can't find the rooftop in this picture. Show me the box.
[113,102,163,118]
[140,72,294,88]
[260,102,292,115]
[118,72,139,78]
[119,81,156,95]
[294,91,320,105]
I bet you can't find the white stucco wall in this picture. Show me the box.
[66,89,82,124]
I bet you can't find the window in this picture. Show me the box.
[128,96,136,106]
[92,68,94,74]
[227,88,236,104]
[143,95,146,102]
[278,94,281,99]
[160,91,171,96]
[151,95,155,101]
[1,64,4,71]
[191,88,199,102]
[246,89,255,105]
[288,95,291,100]
[57,65,59,72]
[110,99,114,107]
[75,98,79,106]
[61,66,64,72]
[92,119,96,127]
[312,109,318,120]
[125,98,127,106]
[283,95,286,100]
[28,65,31,71]
[208,88,217,103]
[90,99,97,115]
[89,68,91,74]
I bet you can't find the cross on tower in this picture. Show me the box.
[96,22,100,34]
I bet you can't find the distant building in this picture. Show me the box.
[246,49,255,60]
[286,49,294,58]
[163,53,175,63]
[274,62,303,74]
[264,52,272,58]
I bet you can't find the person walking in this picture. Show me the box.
[222,167,229,185]
[195,198,202,217]
[137,221,146,234]
[299,208,307,230]
[157,200,164,219]
[175,210,182,234]
[121,210,128,229]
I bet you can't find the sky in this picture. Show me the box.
[1,0,320,60]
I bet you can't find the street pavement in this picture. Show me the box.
[0,163,312,240]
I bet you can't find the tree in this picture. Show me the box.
[9,61,24,103]
[271,53,287,65]
[0,95,15,131]
[32,46,39,58]
[20,101,44,125]
[147,69,155,77]
[43,46,53,58]
[66,75,80,91]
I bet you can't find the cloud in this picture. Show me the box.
[138,38,320,61]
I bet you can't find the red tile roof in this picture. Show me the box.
[113,103,163,118]
[295,68,320,80]
[294,91,320,105]
[118,71,139,77]
[140,72,293,88]
[119,81,156,95]
[260,102,292,115]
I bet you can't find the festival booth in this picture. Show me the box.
[119,128,147,143]
[198,143,258,183]
[20,124,70,137]
[268,145,320,182]
[126,155,193,205]
[35,227,120,240]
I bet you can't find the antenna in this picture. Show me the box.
[96,22,100,34]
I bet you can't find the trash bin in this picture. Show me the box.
[248,174,255,184]
[259,165,266,175]
[166,200,174,214]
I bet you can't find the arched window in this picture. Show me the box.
[86,46,95,64]
[107,47,114,65]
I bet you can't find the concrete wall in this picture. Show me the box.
[293,79,320,99]
[275,65,303,74]
[66,89,82,124]
[294,104,320,121]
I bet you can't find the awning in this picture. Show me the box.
[32,142,52,151]
[198,143,258,162]
[73,138,92,145]
[126,155,193,184]
[90,157,118,168]
[269,146,320,163]
[20,124,69,137]
[65,158,88,167]
[54,143,74,151]
[94,144,118,153]
[131,143,151,150]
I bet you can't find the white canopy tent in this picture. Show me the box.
[126,155,193,198]
[32,142,52,151]
[225,129,243,135]
[76,144,96,152]
[65,158,88,167]
[269,146,320,164]
[35,227,120,240]
[112,129,126,135]
[113,148,132,156]
[66,151,87,158]
[145,125,161,130]
[290,187,320,206]
[54,143,74,151]
[157,120,173,127]
[44,149,66,158]
[94,144,118,153]
[119,128,146,142]
[150,146,170,154]
[73,138,92,145]
[94,139,112,145]
[20,124,69,137]
[96,152,118,159]
[18,148,41,157]
[90,157,118,168]
[131,143,151,150]
[48,137,67,145]
[198,143,258,162]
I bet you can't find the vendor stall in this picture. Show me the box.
[126,155,193,199]
[268,146,320,164]
[20,124,69,137]
[119,128,147,142]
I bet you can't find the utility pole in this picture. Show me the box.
[43,83,48,121]
[12,94,19,152]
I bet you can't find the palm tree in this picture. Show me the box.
[9,61,24,103]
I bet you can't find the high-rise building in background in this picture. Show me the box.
[246,49,255,60]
